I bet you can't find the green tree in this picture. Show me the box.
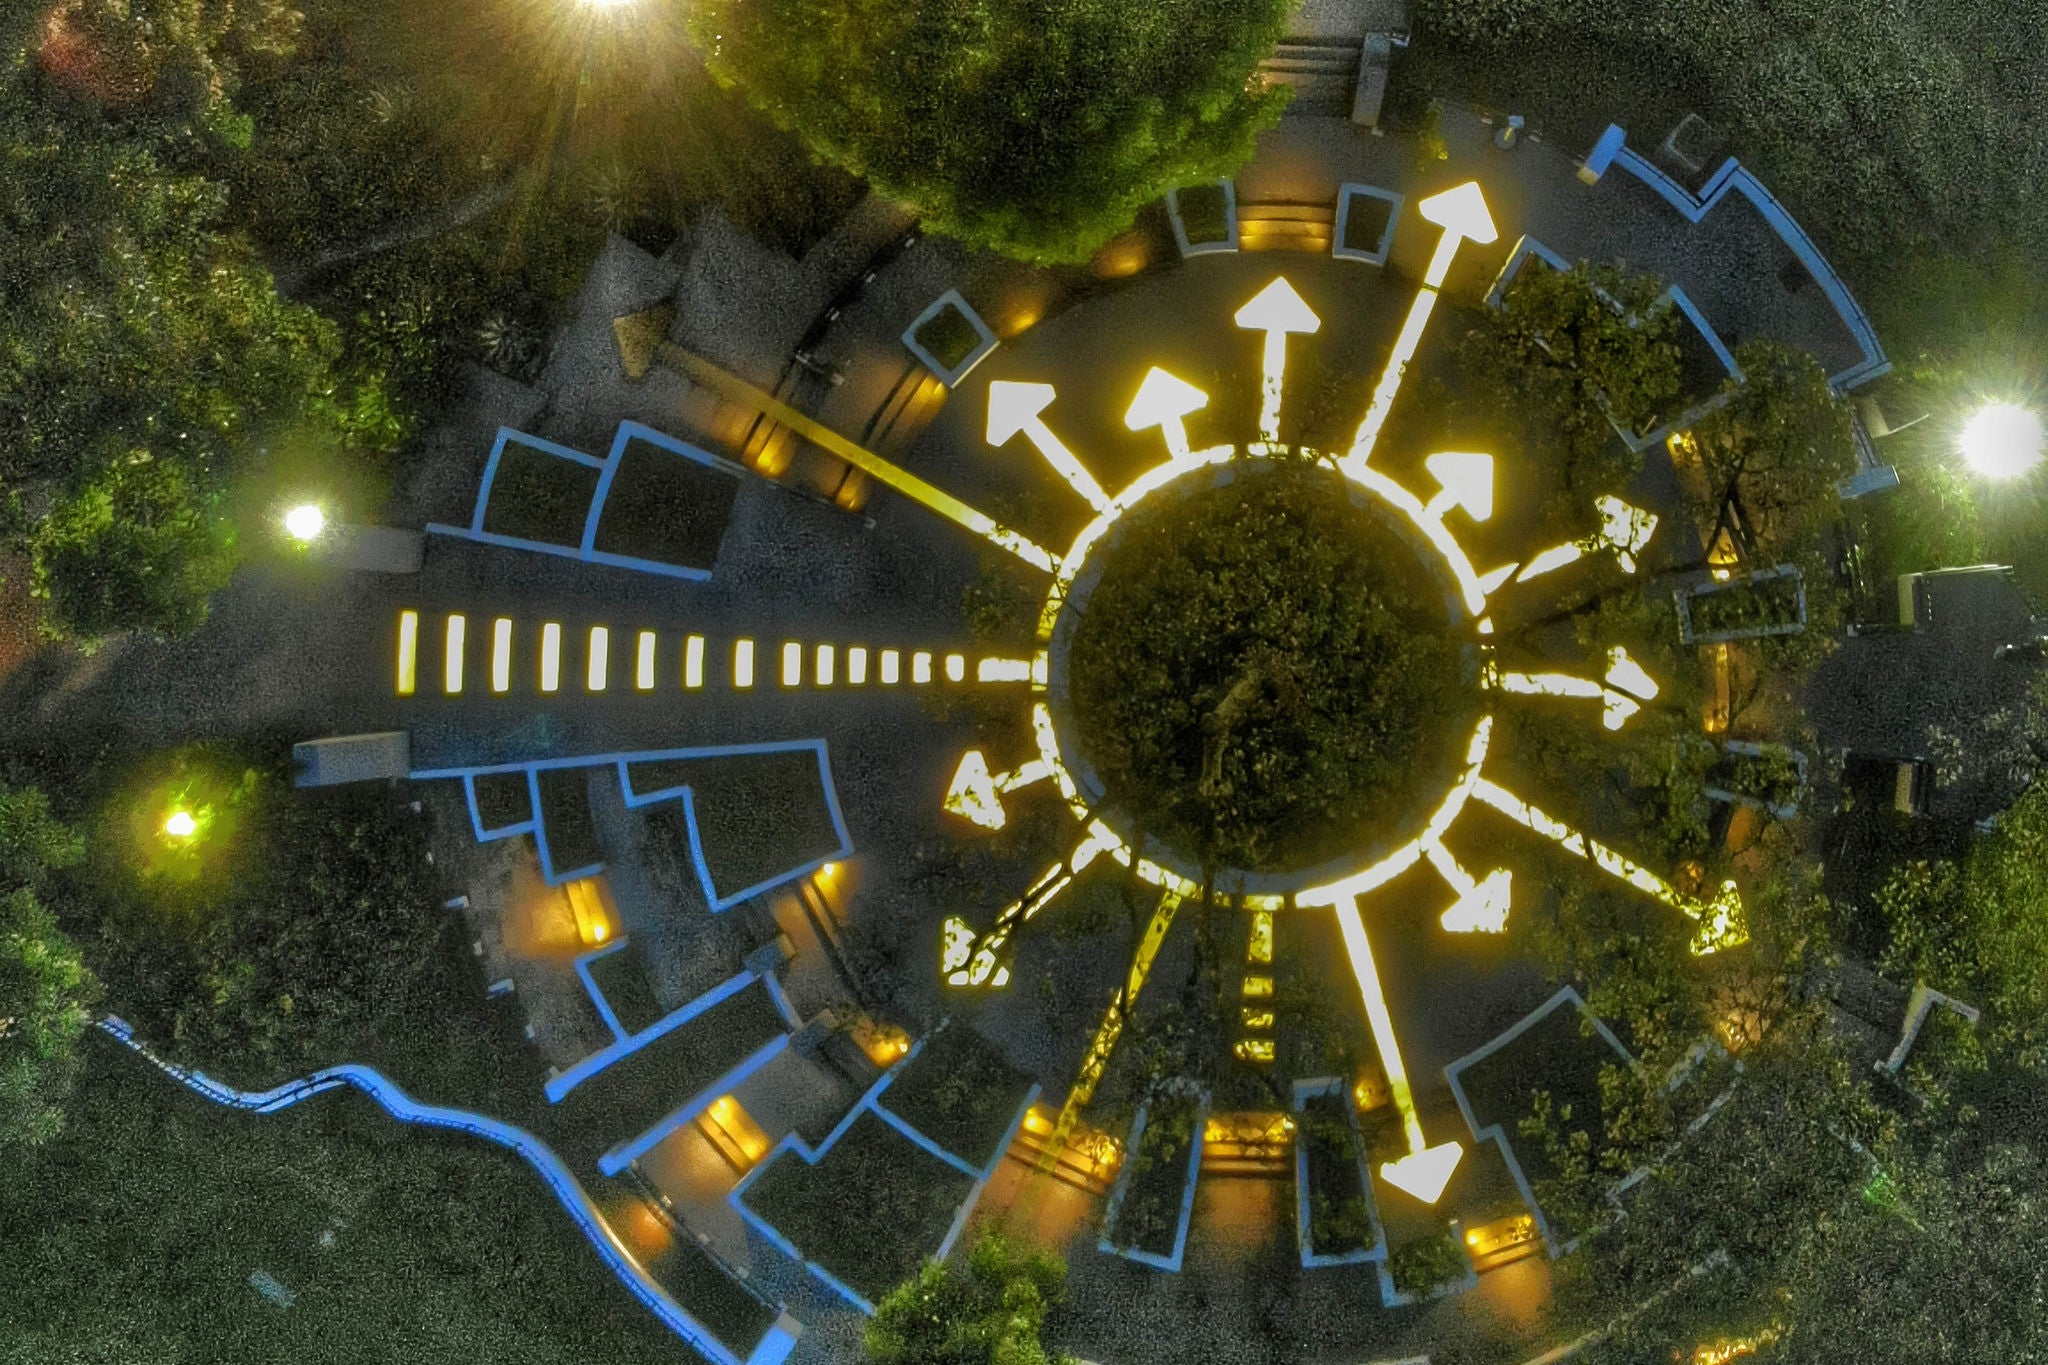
[865,1231,1073,1365]
[29,454,240,645]
[0,785,92,1151]
[1687,341,1856,563]
[683,0,1295,263]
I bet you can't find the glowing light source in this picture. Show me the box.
[395,610,418,696]
[163,809,198,841]
[635,632,656,691]
[945,750,1007,830]
[944,653,966,683]
[684,635,704,689]
[1123,367,1209,460]
[540,623,562,693]
[986,382,1110,512]
[492,618,513,693]
[1514,495,1660,584]
[881,650,901,685]
[781,642,802,687]
[815,644,835,686]
[1234,277,1321,444]
[912,652,934,685]
[586,627,609,692]
[847,647,869,685]
[1382,1143,1467,1205]
[733,639,755,689]
[282,504,326,542]
[978,657,1033,683]
[443,615,466,695]
[1424,452,1496,523]
[1960,402,2046,480]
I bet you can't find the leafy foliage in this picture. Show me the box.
[865,1231,1073,1365]
[0,786,92,1151]
[684,0,1294,263]
[1687,341,1855,563]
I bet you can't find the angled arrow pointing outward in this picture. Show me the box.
[1235,277,1321,445]
[1424,451,1496,523]
[1428,843,1514,934]
[1485,646,1662,731]
[942,749,1051,831]
[1513,495,1662,584]
[1125,367,1210,461]
[1346,182,1501,476]
[986,381,1110,513]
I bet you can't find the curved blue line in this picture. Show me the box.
[95,1017,745,1365]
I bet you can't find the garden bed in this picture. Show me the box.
[913,304,987,374]
[482,441,600,546]
[1681,567,1806,640]
[557,980,786,1144]
[1106,1090,1201,1258]
[1174,184,1230,245]
[630,750,842,901]
[1298,1090,1377,1258]
[1341,193,1395,257]
[584,944,666,1038]
[743,1111,975,1305]
[1385,1229,1467,1300]
[879,1024,1035,1167]
[589,436,739,570]
[650,1235,778,1354]
[535,767,603,875]
[472,770,532,832]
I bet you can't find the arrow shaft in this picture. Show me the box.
[1161,419,1191,461]
[1022,416,1110,513]
[1472,778,1706,922]
[1344,288,1440,475]
[1425,842,1477,897]
[1258,332,1289,444]
[1332,894,1426,1153]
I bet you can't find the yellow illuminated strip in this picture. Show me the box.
[1242,975,1275,998]
[912,652,933,685]
[1332,894,1425,1153]
[660,343,1056,572]
[733,639,755,689]
[1347,290,1438,470]
[396,610,419,696]
[953,830,1116,988]
[635,631,656,691]
[847,647,868,685]
[1249,911,1274,964]
[880,650,901,685]
[781,642,802,687]
[587,627,609,692]
[945,653,965,683]
[443,615,466,695]
[1241,1008,1276,1029]
[684,635,705,689]
[815,644,835,687]
[492,618,513,693]
[978,657,1032,683]
[540,623,562,693]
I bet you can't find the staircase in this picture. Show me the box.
[1261,41,1362,117]
[1237,200,1337,254]
[1200,1112,1295,1177]
[1008,1104,1119,1195]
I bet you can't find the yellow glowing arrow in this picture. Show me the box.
[1345,183,1500,475]
[942,749,1051,831]
[1423,451,1496,523]
[1125,367,1210,460]
[1483,646,1661,731]
[1234,277,1321,445]
[987,381,1111,513]
[1332,893,1465,1204]
[947,829,1118,987]
[1514,495,1661,584]
[1429,845,1514,934]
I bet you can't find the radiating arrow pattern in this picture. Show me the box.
[1513,495,1662,584]
[986,381,1111,513]
[1125,367,1210,460]
[1423,451,1496,524]
[942,749,1052,831]
[943,828,1119,987]
[1484,646,1662,731]
[1235,277,1322,445]
[1429,845,1514,934]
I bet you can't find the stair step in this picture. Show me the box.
[1263,56,1357,75]
[1272,42,1361,58]
[1238,201,1337,223]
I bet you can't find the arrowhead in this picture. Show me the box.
[1426,452,1496,522]
[1603,647,1660,702]
[1418,182,1499,245]
[1381,1141,1465,1205]
[943,749,1008,830]
[1234,277,1322,336]
[986,381,1059,447]
[941,915,978,979]
[1124,367,1210,432]
[1440,869,1512,934]
[1690,880,1749,956]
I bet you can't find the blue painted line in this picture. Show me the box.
[932,1083,1041,1263]
[869,1102,984,1179]
[546,968,762,1104]
[1662,284,1741,378]
[572,940,633,1044]
[423,524,716,583]
[463,773,537,843]
[95,1016,759,1365]
[598,1034,792,1177]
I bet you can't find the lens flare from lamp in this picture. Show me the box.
[283,504,326,542]
[163,810,199,841]
[1960,403,2047,480]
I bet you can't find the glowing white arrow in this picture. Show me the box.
[1234,277,1321,445]
[1424,452,1496,523]
[942,749,1051,831]
[1125,367,1209,461]
[1514,495,1661,584]
[987,381,1110,513]
[1332,893,1465,1204]
[1345,183,1500,475]
[947,829,1117,987]
[1429,843,1513,934]
[1484,646,1661,731]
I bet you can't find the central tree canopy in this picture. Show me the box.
[684,0,1294,263]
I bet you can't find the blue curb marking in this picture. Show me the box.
[1098,1088,1210,1272]
[1290,1077,1387,1268]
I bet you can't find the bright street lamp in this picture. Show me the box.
[1959,403,2047,481]
[283,503,327,543]
[163,809,199,841]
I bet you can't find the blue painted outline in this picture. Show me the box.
[597,1034,793,1177]
[1098,1087,1209,1271]
[1167,181,1239,257]
[464,772,537,842]
[1332,184,1404,266]
[426,421,744,582]
[1291,1077,1387,1267]
[1579,125,1889,391]
[1443,986,1633,1258]
[727,1026,1038,1315]
[901,290,999,387]
[573,938,634,1044]
[546,967,772,1104]
[95,1016,783,1365]
[420,741,854,903]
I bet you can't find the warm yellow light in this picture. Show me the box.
[987,382,1110,512]
[815,644,835,687]
[635,632,656,691]
[163,809,198,841]
[684,635,705,689]
[847,647,869,685]
[944,750,1008,830]
[540,623,562,693]
[283,504,326,542]
[1124,367,1210,460]
[1235,277,1321,445]
[1242,975,1274,998]
[587,627,609,692]
[912,651,933,685]
[944,653,965,683]
[396,609,419,696]
[881,650,901,685]
[1961,403,2046,480]
[734,639,755,689]
[443,615,466,695]
[492,618,513,693]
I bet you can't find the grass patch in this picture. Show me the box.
[554,980,786,1149]
[535,768,602,875]
[648,1235,777,1354]
[879,1024,1034,1167]
[1175,184,1230,244]
[584,944,666,1038]
[1299,1091,1376,1257]
[471,771,531,832]
[743,1111,975,1305]
[1108,1091,1199,1257]
[481,441,599,546]
[1342,193,1394,255]
[913,303,985,372]
[1386,1230,1466,1299]
[1457,1002,1622,1199]
[589,437,740,570]
[629,751,841,901]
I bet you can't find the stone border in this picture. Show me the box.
[1291,1077,1388,1267]
[1703,740,1810,820]
[901,289,999,387]
[1675,564,1808,644]
[1166,181,1240,258]
[1332,184,1404,266]
[1098,1083,1210,1271]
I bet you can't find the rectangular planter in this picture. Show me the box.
[1676,564,1808,643]
[1167,181,1239,258]
[1099,1085,1209,1270]
[1292,1077,1387,1267]
[902,290,998,386]
[1332,184,1403,265]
